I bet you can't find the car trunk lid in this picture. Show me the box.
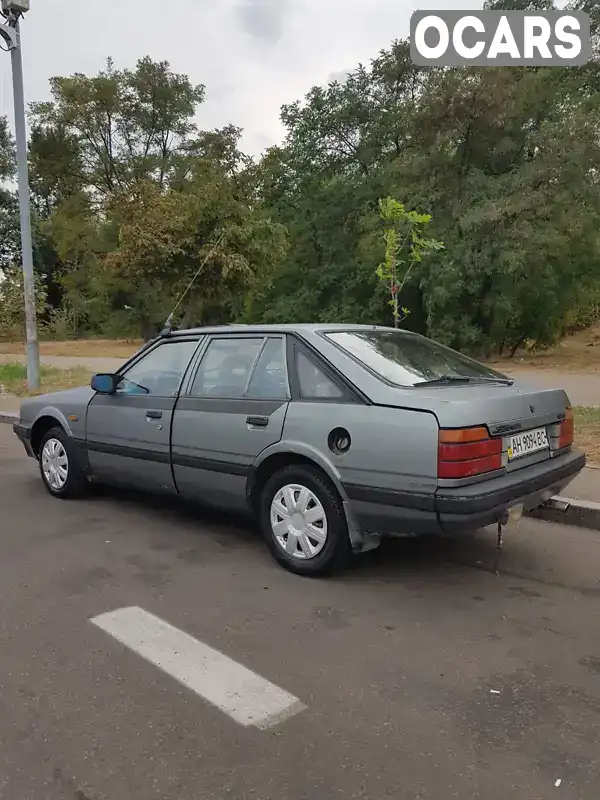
[375,378,569,428]
[417,379,567,429]
[374,378,572,483]
[427,381,571,482]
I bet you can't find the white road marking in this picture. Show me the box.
[90,606,306,729]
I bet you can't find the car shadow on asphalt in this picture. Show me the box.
[85,482,257,550]
[37,476,600,598]
[81,482,537,585]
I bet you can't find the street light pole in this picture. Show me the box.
[1,0,39,391]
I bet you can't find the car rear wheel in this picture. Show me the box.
[39,427,87,499]
[259,464,351,576]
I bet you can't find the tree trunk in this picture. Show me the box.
[509,336,526,358]
[180,309,195,330]
[140,319,160,342]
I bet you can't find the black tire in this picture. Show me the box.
[259,464,351,576]
[38,426,87,499]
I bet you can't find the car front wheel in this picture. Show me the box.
[38,427,87,499]
[259,464,351,576]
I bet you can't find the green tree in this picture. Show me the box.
[26,61,290,339]
[0,116,52,339]
[0,115,15,180]
[0,263,48,341]
[375,197,444,328]
[0,118,20,277]
[18,40,600,354]
[103,152,288,338]
[30,56,205,199]
[254,36,600,354]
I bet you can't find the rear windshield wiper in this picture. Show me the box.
[415,375,514,387]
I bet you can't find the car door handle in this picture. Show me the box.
[246,415,269,428]
[146,410,163,420]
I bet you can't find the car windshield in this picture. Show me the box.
[325,330,510,388]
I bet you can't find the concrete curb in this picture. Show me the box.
[525,497,600,532]
[0,410,18,425]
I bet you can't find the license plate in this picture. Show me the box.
[507,427,549,461]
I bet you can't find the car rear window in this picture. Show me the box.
[325,330,509,387]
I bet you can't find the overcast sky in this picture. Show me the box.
[0,0,491,156]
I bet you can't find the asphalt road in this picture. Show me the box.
[1,425,600,800]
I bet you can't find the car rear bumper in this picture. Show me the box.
[436,448,586,534]
[345,496,442,537]
[345,448,586,538]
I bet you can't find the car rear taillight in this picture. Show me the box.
[438,426,502,479]
[559,407,574,449]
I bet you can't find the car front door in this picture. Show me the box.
[172,334,289,512]
[85,337,202,493]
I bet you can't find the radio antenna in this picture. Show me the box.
[160,232,226,336]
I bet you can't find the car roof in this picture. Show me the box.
[168,323,418,337]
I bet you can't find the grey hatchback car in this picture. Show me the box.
[13,324,585,576]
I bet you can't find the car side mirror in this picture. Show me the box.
[91,373,120,394]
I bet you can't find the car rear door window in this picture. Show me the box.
[117,339,200,396]
[246,338,289,399]
[190,337,264,398]
[296,350,344,400]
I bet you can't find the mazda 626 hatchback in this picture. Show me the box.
[14,324,585,575]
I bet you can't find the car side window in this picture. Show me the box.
[295,350,344,401]
[246,338,288,400]
[190,337,264,398]
[117,340,200,397]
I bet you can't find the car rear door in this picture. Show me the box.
[171,334,290,512]
[85,337,202,493]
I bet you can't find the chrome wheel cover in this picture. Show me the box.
[270,483,328,560]
[41,438,69,491]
